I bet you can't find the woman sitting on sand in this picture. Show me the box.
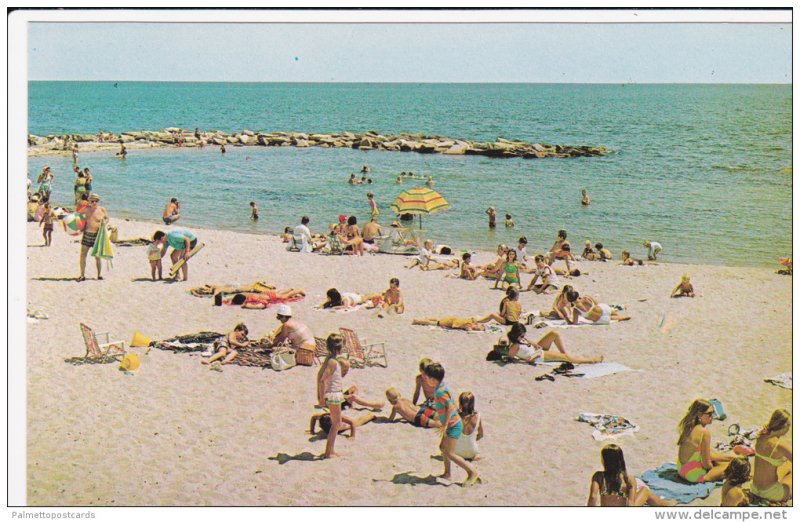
[481,286,522,325]
[321,288,382,310]
[751,409,793,503]
[587,444,676,506]
[506,323,603,365]
[676,399,734,483]
[536,285,575,321]
[494,249,523,289]
[568,292,630,325]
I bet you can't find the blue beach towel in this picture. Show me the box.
[638,463,722,504]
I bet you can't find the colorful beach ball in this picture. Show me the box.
[61,213,85,236]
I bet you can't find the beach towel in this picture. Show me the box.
[764,372,792,390]
[577,412,639,440]
[529,315,609,328]
[570,362,634,379]
[89,223,114,268]
[154,332,224,353]
[639,463,722,504]
[314,303,370,313]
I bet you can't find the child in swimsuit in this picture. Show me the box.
[485,206,496,228]
[721,458,751,506]
[201,323,251,368]
[458,253,480,280]
[582,240,598,261]
[147,231,167,280]
[377,278,404,317]
[250,201,259,220]
[454,392,484,461]
[671,274,695,298]
[39,203,55,247]
[412,358,434,407]
[595,243,613,262]
[386,387,439,428]
[318,334,346,458]
[505,214,514,228]
[526,255,560,294]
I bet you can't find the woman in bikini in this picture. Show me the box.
[535,285,575,321]
[321,288,382,310]
[506,323,603,365]
[568,292,630,325]
[676,399,734,483]
[412,316,487,332]
[587,444,676,506]
[494,249,522,289]
[751,409,792,503]
[342,216,364,256]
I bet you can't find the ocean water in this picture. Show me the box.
[28,82,791,267]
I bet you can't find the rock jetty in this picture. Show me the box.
[27,129,608,159]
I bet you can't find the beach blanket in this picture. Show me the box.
[570,362,634,379]
[765,372,792,390]
[89,223,113,268]
[639,463,722,504]
[153,332,224,353]
[577,412,639,440]
[525,312,605,328]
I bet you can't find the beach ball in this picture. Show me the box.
[119,354,140,372]
[61,213,85,236]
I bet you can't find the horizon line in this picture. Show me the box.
[28,80,792,85]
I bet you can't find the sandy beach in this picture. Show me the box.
[23,217,791,506]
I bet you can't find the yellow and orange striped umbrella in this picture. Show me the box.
[390,186,449,229]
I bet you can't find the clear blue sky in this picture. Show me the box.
[28,22,791,83]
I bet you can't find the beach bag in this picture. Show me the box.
[295,347,314,367]
[271,349,296,371]
[486,340,509,362]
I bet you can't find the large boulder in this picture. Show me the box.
[242,129,255,136]
[294,139,309,147]
[442,142,470,155]
[239,134,255,145]
[164,127,181,133]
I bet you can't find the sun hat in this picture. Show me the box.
[89,193,100,201]
[338,214,347,223]
[276,304,293,317]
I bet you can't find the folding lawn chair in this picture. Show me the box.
[338,327,388,368]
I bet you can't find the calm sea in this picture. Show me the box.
[28,82,791,267]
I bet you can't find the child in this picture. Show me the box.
[412,358,434,406]
[458,253,480,280]
[317,333,346,458]
[281,227,293,242]
[671,274,695,298]
[366,192,379,218]
[505,214,514,228]
[39,202,55,247]
[250,201,259,220]
[386,387,440,428]
[422,362,479,486]
[643,240,662,261]
[582,240,598,261]
[721,457,751,507]
[621,250,646,266]
[595,242,613,262]
[581,189,590,206]
[485,206,496,229]
[147,232,166,281]
[201,323,251,368]
[454,392,484,461]
[309,410,376,439]
[425,176,435,187]
[515,237,528,265]
[343,385,384,411]
[377,277,404,317]
[526,255,560,294]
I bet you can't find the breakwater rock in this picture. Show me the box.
[27,129,608,159]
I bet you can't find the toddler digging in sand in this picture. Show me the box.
[671,274,695,298]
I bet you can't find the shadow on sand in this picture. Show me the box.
[268,452,321,465]
[31,276,82,282]
[372,472,456,487]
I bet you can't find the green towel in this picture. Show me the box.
[90,223,114,268]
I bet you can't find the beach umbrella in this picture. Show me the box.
[389,186,450,230]
[61,212,85,236]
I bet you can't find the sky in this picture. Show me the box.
[26,18,792,83]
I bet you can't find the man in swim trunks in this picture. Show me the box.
[163,198,181,225]
[78,193,108,282]
[362,216,382,244]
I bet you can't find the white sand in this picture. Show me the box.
[24,218,791,506]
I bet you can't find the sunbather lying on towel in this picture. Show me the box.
[412,316,487,331]
[216,288,305,308]
[385,387,440,428]
[588,444,677,506]
[191,281,277,297]
[321,288,382,309]
[507,323,603,364]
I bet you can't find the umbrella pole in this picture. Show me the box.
[419,215,423,230]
